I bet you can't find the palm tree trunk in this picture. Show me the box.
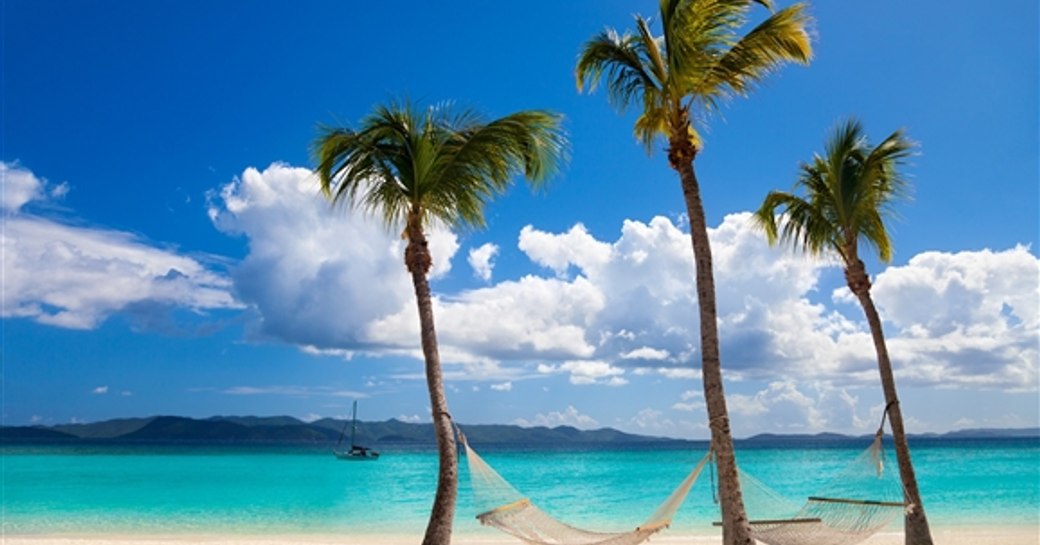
[670,145,753,545]
[847,261,933,545]
[406,231,458,545]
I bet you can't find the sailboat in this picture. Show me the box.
[333,400,380,460]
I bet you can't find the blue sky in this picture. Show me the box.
[3,1,1037,438]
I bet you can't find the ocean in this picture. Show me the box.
[3,438,1037,536]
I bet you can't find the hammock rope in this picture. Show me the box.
[735,411,908,545]
[460,421,906,545]
[460,429,712,545]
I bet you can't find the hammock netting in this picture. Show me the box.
[462,432,906,545]
[737,434,907,545]
[462,435,712,545]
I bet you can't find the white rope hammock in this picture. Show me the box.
[461,432,712,545]
[746,495,906,545]
[737,433,908,545]
[461,431,907,545]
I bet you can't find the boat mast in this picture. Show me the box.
[350,400,358,448]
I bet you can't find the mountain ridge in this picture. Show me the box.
[3,415,1037,445]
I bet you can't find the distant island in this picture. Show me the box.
[2,415,1037,445]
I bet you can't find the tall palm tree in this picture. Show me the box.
[576,2,812,543]
[314,100,567,545]
[753,118,933,545]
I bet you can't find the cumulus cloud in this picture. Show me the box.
[2,163,239,330]
[397,414,423,423]
[620,347,671,361]
[513,214,1037,392]
[729,381,821,426]
[468,243,499,282]
[518,223,611,277]
[490,381,513,391]
[538,360,628,386]
[721,380,878,435]
[367,275,604,362]
[860,246,1040,390]
[92,386,109,395]
[2,162,45,212]
[515,405,599,429]
[198,164,1037,395]
[207,163,459,349]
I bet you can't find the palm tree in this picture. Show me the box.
[753,118,933,545]
[314,100,567,545]
[576,2,812,543]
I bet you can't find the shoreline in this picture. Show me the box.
[4,525,1038,545]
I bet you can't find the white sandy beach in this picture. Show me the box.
[5,527,1038,545]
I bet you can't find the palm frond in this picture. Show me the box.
[314,99,569,236]
[755,117,916,266]
[633,105,671,151]
[576,26,661,112]
[756,189,840,258]
[704,3,812,99]
[666,0,745,98]
[635,17,669,88]
[580,0,813,157]
[436,110,568,228]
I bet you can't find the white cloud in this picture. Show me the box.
[208,163,459,349]
[389,357,528,383]
[515,405,599,429]
[92,386,109,395]
[862,246,1039,391]
[2,162,45,212]
[398,414,422,423]
[367,275,604,362]
[620,347,671,361]
[49,182,70,199]
[221,386,368,398]
[868,246,1038,333]
[199,166,1037,395]
[468,243,499,282]
[636,367,702,380]
[952,413,1032,430]
[724,381,874,435]
[511,214,834,381]
[519,223,611,277]
[4,217,239,329]
[672,390,705,412]
[2,163,239,330]
[538,359,627,386]
[490,381,513,391]
[628,408,678,434]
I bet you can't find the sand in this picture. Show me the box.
[4,527,1039,545]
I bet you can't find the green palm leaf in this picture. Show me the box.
[577,0,812,151]
[754,118,916,264]
[314,100,568,233]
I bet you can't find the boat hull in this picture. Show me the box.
[333,448,380,461]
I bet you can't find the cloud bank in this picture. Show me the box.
[2,163,238,329]
[207,163,458,349]
[9,161,1037,401]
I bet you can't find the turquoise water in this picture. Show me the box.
[3,439,1037,535]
